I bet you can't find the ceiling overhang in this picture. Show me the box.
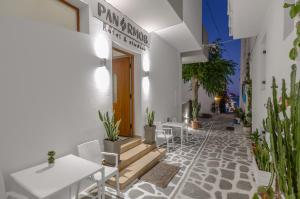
[228,0,268,39]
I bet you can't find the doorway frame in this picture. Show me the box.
[112,47,135,137]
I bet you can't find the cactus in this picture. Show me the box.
[264,65,300,198]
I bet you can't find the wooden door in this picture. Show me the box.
[112,57,133,137]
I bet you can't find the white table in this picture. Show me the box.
[11,154,104,199]
[162,122,186,151]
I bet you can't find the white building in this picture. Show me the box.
[228,0,300,131]
[0,0,206,197]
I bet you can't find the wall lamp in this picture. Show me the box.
[144,71,150,77]
[99,58,108,67]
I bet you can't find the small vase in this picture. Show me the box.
[48,162,55,167]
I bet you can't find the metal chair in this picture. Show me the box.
[155,122,175,152]
[0,170,28,199]
[77,140,120,198]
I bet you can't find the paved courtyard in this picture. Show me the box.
[81,115,257,199]
[174,116,256,199]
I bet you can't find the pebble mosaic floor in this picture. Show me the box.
[81,115,257,199]
[173,117,257,199]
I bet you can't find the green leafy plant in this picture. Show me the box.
[192,100,201,121]
[182,41,236,103]
[243,113,252,128]
[98,111,121,142]
[234,108,243,118]
[250,129,260,145]
[48,151,56,164]
[146,108,155,127]
[284,1,300,60]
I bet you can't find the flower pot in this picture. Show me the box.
[191,121,200,129]
[243,126,251,133]
[103,139,121,165]
[144,125,156,144]
[48,162,55,167]
[235,117,241,124]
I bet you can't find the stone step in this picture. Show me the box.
[107,148,167,190]
[119,143,156,170]
[120,137,142,153]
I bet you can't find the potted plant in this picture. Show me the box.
[234,108,243,124]
[144,108,156,144]
[98,111,121,165]
[191,100,201,129]
[182,41,236,120]
[48,151,56,167]
[242,113,251,133]
[250,129,260,152]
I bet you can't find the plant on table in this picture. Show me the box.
[47,151,56,166]
[144,108,156,144]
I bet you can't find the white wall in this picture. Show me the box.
[182,82,214,114]
[148,33,182,123]
[0,17,112,198]
[244,0,300,131]
[183,0,202,46]
[0,1,182,197]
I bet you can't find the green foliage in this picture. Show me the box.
[192,100,201,121]
[146,108,155,127]
[255,134,271,172]
[250,129,260,145]
[252,193,259,199]
[234,108,243,118]
[182,41,236,96]
[285,2,300,60]
[98,111,121,142]
[264,65,300,198]
[48,151,56,164]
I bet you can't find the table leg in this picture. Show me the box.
[181,127,183,153]
[98,168,105,199]
[75,181,80,199]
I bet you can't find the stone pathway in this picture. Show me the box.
[173,117,256,199]
[80,115,257,199]
[80,122,211,199]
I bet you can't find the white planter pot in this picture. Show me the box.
[243,126,251,133]
[252,156,273,188]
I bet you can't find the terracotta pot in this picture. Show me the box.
[144,125,156,144]
[191,121,200,129]
[103,139,121,165]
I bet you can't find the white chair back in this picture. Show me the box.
[77,140,103,165]
[171,117,177,122]
[0,170,6,199]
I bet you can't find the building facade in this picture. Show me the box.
[0,0,206,197]
[228,0,300,131]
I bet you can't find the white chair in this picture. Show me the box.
[77,140,120,198]
[155,122,175,152]
[0,170,28,199]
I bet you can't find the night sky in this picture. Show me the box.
[203,0,240,96]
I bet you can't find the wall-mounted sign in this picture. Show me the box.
[93,0,151,51]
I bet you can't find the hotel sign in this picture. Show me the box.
[93,0,151,51]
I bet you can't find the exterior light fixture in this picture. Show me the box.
[144,71,150,77]
[99,58,107,67]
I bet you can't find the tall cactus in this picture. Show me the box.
[264,65,300,198]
